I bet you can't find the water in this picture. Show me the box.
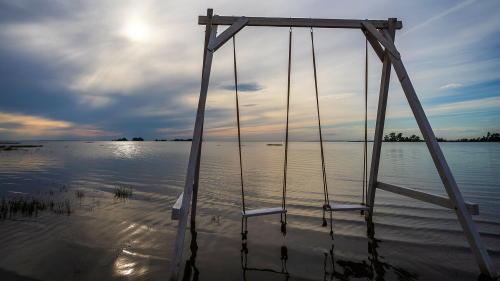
[0,141,499,280]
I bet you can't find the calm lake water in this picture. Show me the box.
[0,141,499,280]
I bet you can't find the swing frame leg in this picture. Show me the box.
[365,18,397,223]
[362,19,497,277]
[169,10,217,281]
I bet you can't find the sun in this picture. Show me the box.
[124,21,150,42]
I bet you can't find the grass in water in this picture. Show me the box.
[114,186,133,198]
[210,212,224,226]
[0,196,73,220]
[75,190,84,200]
[53,199,73,216]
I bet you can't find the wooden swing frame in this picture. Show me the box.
[168,9,497,280]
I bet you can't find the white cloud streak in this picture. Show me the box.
[399,0,477,38]
[0,111,120,139]
[439,84,461,89]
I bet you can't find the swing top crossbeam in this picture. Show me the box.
[199,16,402,29]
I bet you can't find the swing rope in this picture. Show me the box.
[281,27,292,232]
[282,27,292,211]
[362,33,369,210]
[310,28,330,227]
[233,35,246,214]
[235,31,291,216]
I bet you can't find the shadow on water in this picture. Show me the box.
[182,218,292,281]
[241,217,420,281]
[180,216,494,281]
[182,221,200,281]
[240,216,291,281]
[323,222,419,281]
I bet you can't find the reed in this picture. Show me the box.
[114,186,133,198]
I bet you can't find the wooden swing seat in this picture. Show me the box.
[326,204,369,212]
[242,207,287,218]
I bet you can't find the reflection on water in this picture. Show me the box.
[323,222,420,281]
[0,141,499,280]
[112,142,141,159]
[182,221,199,281]
[280,213,287,237]
[238,217,420,281]
[115,260,136,275]
[240,218,290,280]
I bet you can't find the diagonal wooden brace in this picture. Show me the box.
[381,29,396,50]
[361,20,400,60]
[388,48,497,278]
[362,29,385,62]
[207,17,249,52]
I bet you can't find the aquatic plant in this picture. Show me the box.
[75,190,84,200]
[0,196,49,220]
[1,198,7,220]
[114,186,133,198]
[210,213,223,226]
[53,199,73,216]
[86,198,100,213]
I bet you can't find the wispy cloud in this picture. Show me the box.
[400,0,477,38]
[426,96,500,116]
[222,83,265,92]
[0,111,120,139]
[439,84,461,89]
[320,93,356,100]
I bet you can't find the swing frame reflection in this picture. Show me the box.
[240,215,290,281]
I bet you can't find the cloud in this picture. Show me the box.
[80,95,114,108]
[0,0,499,141]
[0,111,120,139]
[222,83,265,92]
[439,84,461,89]
[320,93,356,100]
[426,96,500,116]
[400,0,478,38]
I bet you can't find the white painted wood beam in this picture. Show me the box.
[242,207,287,218]
[171,192,183,220]
[327,204,370,212]
[387,43,497,277]
[169,13,218,280]
[377,182,479,215]
[207,17,248,52]
[361,20,400,59]
[199,16,403,29]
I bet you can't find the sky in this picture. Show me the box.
[0,0,499,141]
